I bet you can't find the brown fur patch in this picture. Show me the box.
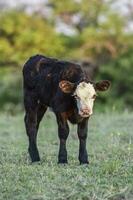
[61,109,74,120]
[61,64,82,81]
[59,80,75,93]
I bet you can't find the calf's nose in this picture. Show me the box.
[81,108,92,115]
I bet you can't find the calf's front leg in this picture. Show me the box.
[56,114,69,164]
[77,118,89,164]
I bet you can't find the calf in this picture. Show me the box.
[23,55,110,164]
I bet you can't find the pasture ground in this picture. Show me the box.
[0,111,133,200]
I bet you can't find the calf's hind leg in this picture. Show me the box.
[24,103,47,162]
[24,108,40,162]
[56,114,69,164]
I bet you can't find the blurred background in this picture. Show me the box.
[0,0,133,113]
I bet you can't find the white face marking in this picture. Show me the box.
[74,82,96,117]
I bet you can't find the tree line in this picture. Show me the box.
[0,0,133,111]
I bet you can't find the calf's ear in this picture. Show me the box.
[95,80,111,91]
[59,80,75,93]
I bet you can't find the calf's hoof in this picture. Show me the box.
[79,155,89,165]
[29,152,40,163]
[28,148,40,163]
[58,157,68,164]
[80,160,89,165]
[31,157,41,163]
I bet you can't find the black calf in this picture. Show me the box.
[23,54,110,164]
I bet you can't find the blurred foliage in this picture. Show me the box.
[0,0,133,111]
[0,11,66,65]
[0,68,22,112]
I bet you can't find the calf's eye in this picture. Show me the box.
[92,94,97,99]
[74,95,80,100]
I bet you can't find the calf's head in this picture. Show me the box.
[59,80,110,118]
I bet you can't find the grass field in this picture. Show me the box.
[0,111,133,200]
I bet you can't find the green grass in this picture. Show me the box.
[0,111,133,200]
